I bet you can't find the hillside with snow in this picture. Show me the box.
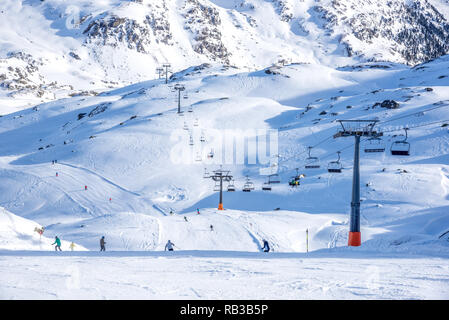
[0,0,449,300]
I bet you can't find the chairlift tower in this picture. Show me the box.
[162,63,171,84]
[333,120,382,246]
[174,84,185,114]
[209,167,233,210]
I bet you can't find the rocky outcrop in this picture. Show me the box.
[183,0,231,64]
[83,1,173,53]
[316,0,449,65]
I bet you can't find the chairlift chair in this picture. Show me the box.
[327,151,342,173]
[203,168,210,179]
[183,121,188,130]
[189,135,194,146]
[262,177,272,191]
[242,176,255,192]
[262,184,272,191]
[195,152,202,162]
[364,136,385,153]
[289,168,304,186]
[268,173,280,184]
[227,180,236,192]
[188,105,193,112]
[194,118,199,126]
[207,149,214,158]
[213,181,221,192]
[200,134,206,142]
[305,147,321,169]
[391,128,410,156]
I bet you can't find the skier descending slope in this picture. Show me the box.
[262,240,270,252]
[165,240,175,251]
[52,236,62,251]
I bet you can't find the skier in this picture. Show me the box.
[165,240,175,251]
[84,185,88,191]
[100,236,106,251]
[197,208,200,215]
[52,236,62,251]
[169,210,174,215]
[261,239,270,252]
[184,216,188,222]
[210,224,214,232]
[70,242,76,251]
[56,172,58,177]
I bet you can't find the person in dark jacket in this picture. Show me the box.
[165,240,175,251]
[100,236,106,251]
[262,239,270,252]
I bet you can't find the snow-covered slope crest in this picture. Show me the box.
[318,0,449,65]
[0,207,87,251]
[2,0,449,113]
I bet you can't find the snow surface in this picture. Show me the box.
[1,251,449,299]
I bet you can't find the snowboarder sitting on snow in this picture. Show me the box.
[100,236,106,251]
[52,236,62,251]
[165,240,175,251]
[262,240,270,252]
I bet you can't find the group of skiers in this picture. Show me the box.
[48,206,272,253]
[50,236,271,253]
[162,239,270,252]
[50,235,106,252]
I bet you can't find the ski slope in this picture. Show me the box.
[1,251,449,299]
[1,54,449,298]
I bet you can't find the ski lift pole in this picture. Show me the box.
[333,120,381,246]
[306,228,308,253]
[218,177,223,210]
[349,135,361,246]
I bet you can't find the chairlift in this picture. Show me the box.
[305,146,320,169]
[364,136,385,153]
[203,168,210,179]
[328,151,342,173]
[207,149,214,158]
[188,105,193,112]
[227,180,236,192]
[262,176,272,191]
[194,118,199,126]
[391,128,410,156]
[213,181,221,192]
[242,176,255,192]
[289,168,304,187]
[195,152,202,162]
[183,121,188,130]
[200,134,206,142]
[268,173,280,184]
[189,135,194,146]
[183,93,188,99]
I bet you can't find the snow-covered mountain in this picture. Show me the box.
[2,0,449,113]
